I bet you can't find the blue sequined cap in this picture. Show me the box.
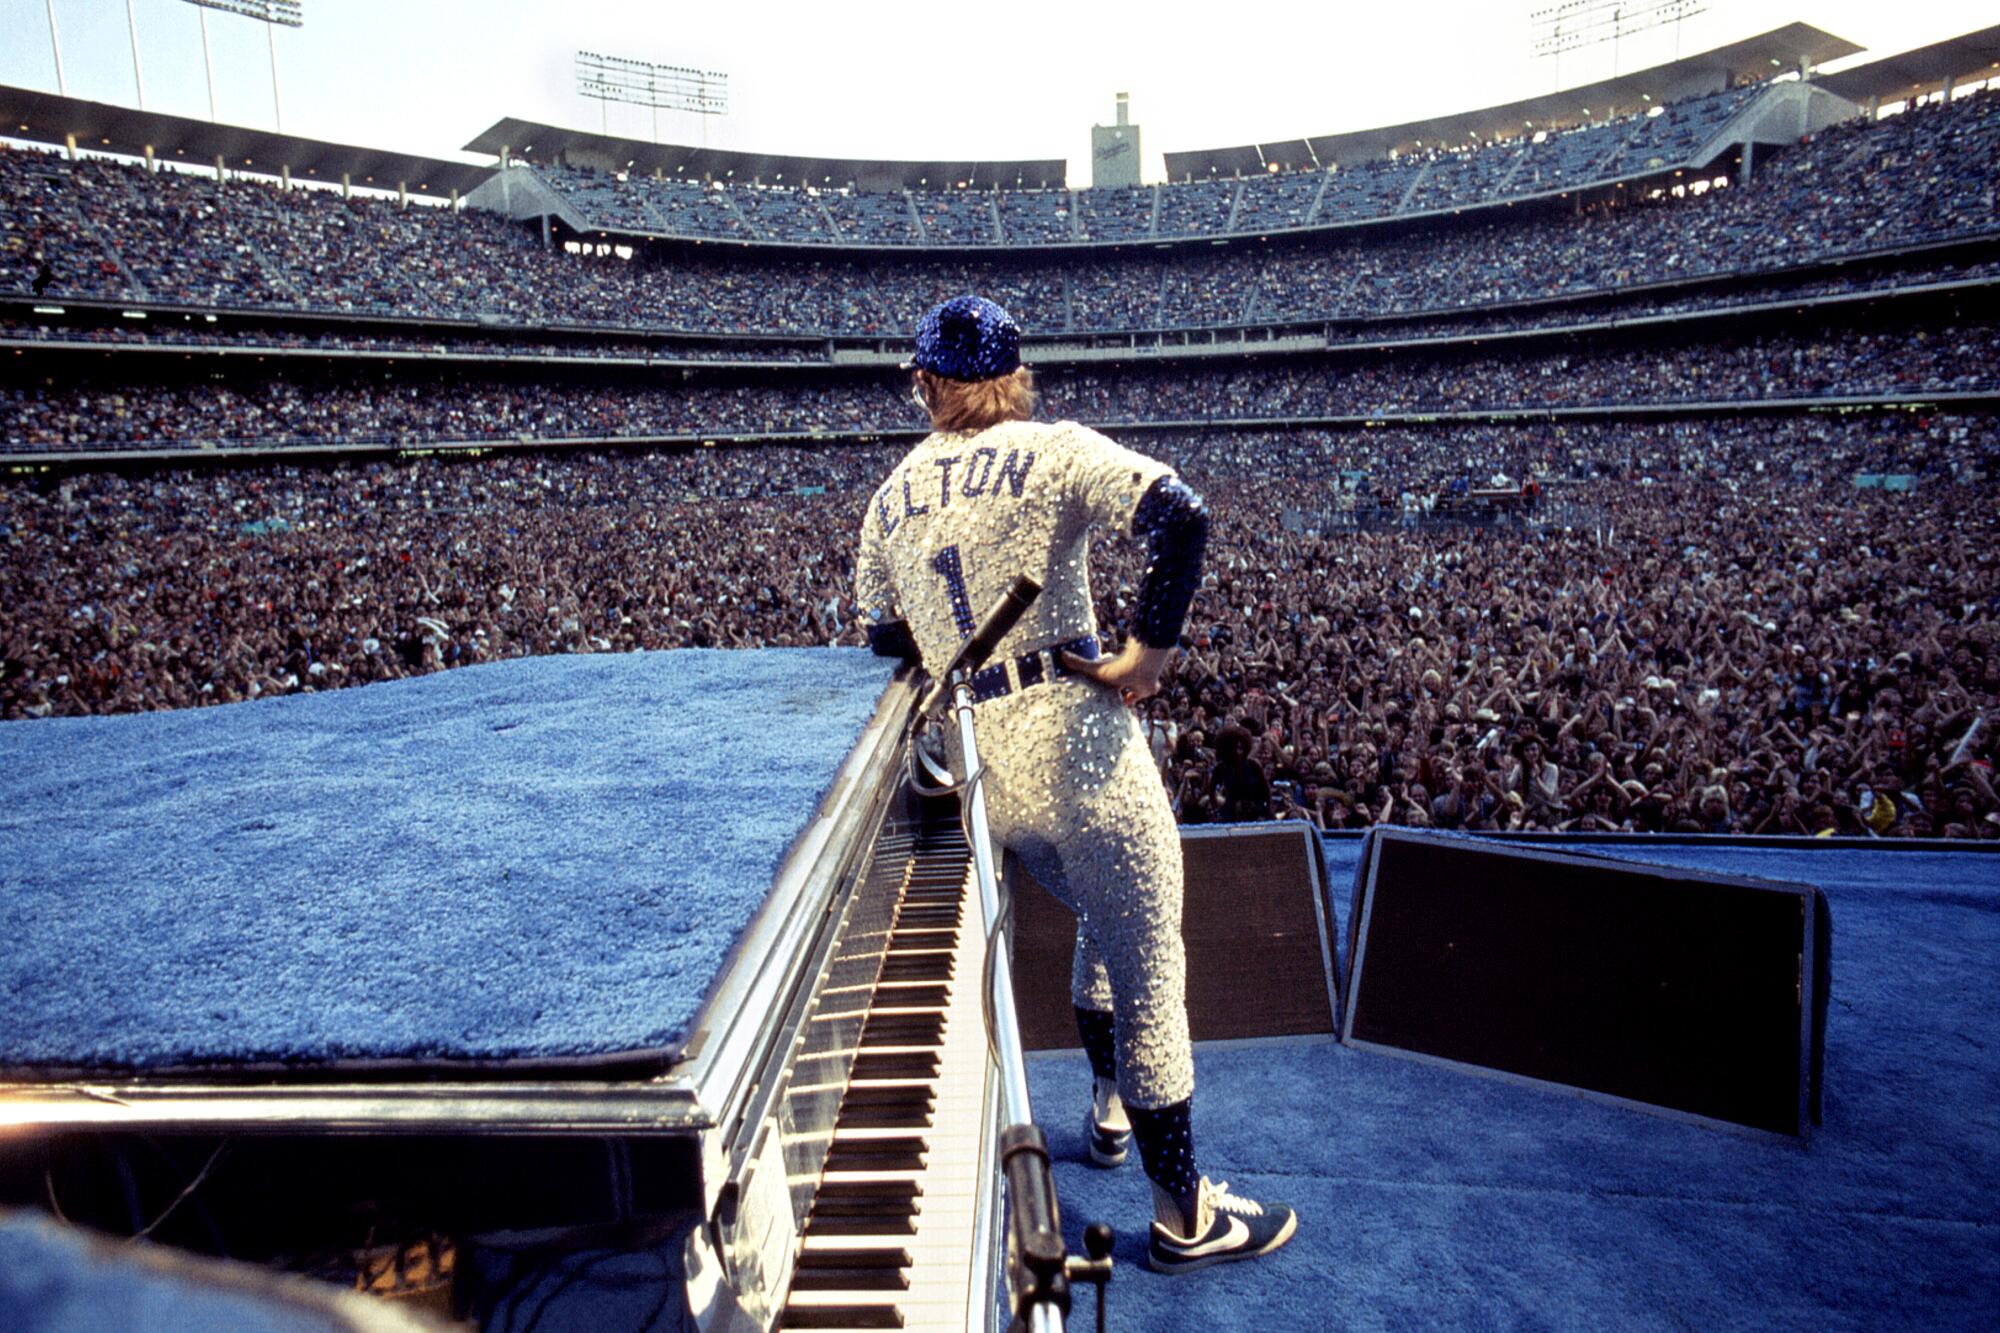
[907,294,1021,381]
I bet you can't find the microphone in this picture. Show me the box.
[920,575,1041,716]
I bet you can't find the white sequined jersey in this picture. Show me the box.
[855,418,1173,671]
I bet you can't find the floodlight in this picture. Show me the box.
[180,0,302,25]
[577,51,728,116]
[1529,0,1704,60]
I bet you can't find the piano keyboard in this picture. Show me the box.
[780,823,993,1332]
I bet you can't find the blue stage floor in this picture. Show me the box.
[1032,838,2000,1331]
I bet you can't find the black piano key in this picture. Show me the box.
[868,984,949,1010]
[894,907,961,928]
[816,1180,920,1203]
[861,1008,945,1033]
[840,1086,936,1112]
[835,1103,932,1130]
[804,1212,918,1236]
[789,1266,910,1292]
[850,1052,939,1081]
[809,1195,920,1220]
[825,1137,927,1172]
[859,1015,944,1047]
[898,888,962,904]
[796,1247,911,1271]
[777,1304,905,1329]
[878,954,952,982]
[886,929,955,950]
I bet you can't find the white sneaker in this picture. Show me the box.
[1087,1078,1132,1168]
[1147,1177,1298,1275]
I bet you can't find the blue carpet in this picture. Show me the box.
[0,1212,375,1333]
[0,649,896,1073]
[1031,838,2000,1330]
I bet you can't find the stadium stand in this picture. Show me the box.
[1227,167,1327,231]
[913,186,998,244]
[730,181,837,242]
[1154,176,1239,236]
[6,89,1996,339]
[526,84,1773,242]
[822,186,920,243]
[996,187,1077,244]
[7,315,1993,453]
[1078,182,1156,240]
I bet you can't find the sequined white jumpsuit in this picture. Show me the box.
[855,419,1193,1109]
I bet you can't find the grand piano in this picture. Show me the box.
[0,646,1065,1331]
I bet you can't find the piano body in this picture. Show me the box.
[0,651,1031,1331]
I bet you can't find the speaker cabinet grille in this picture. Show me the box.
[1344,832,1827,1137]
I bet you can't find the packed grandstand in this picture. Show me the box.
[1,26,1995,842]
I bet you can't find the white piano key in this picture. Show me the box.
[787,846,1001,1333]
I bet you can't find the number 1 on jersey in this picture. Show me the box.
[932,544,975,639]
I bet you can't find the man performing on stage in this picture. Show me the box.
[855,294,1298,1273]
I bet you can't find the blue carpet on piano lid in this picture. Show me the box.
[1030,837,2000,1331]
[0,648,896,1072]
[0,1211,389,1333]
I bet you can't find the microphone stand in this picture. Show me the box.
[913,577,1115,1333]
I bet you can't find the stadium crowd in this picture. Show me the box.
[7,249,1993,367]
[1150,474,1998,839]
[6,319,1993,452]
[4,417,1993,839]
[3,90,1996,338]
[0,319,828,362]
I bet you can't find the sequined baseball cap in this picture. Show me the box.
[904,294,1021,381]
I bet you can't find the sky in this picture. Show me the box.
[0,0,1991,182]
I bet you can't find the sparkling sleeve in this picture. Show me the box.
[1130,475,1210,650]
[854,488,898,625]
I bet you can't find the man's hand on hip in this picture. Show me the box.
[1063,640,1174,706]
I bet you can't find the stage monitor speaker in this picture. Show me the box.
[1009,822,1340,1052]
[1343,830,1830,1138]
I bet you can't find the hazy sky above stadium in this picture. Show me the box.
[1,0,1990,182]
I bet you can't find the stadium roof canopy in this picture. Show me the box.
[0,84,493,197]
[463,118,1067,192]
[1817,23,2000,105]
[1163,21,1862,178]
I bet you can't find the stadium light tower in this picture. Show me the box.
[180,1,304,129]
[1529,0,1706,84]
[576,51,729,147]
[42,0,66,97]
[127,0,146,109]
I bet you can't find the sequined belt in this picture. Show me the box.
[967,634,1101,705]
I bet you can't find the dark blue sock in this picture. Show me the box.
[1074,1006,1118,1085]
[1127,1098,1201,1217]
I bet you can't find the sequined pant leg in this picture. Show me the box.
[1070,932,1115,1015]
[978,683,1194,1110]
